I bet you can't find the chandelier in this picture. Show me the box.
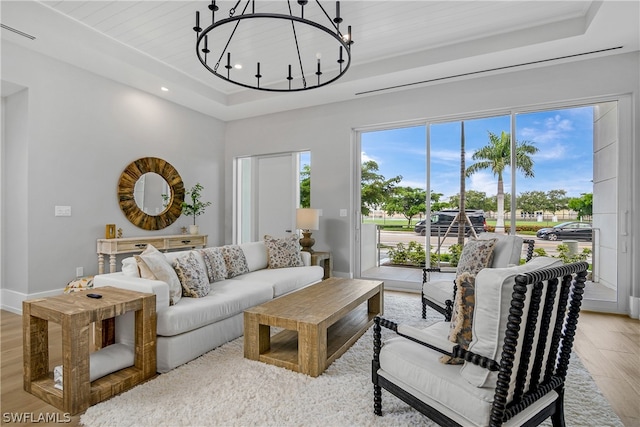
[193,1,353,92]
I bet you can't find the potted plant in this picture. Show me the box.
[182,183,211,235]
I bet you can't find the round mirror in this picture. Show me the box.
[118,157,184,230]
[133,172,171,216]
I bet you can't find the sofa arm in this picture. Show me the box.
[300,251,311,266]
[94,273,170,311]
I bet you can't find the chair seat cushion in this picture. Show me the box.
[422,279,455,307]
[378,322,559,426]
[379,323,496,426]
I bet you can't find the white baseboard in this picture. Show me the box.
[1,288,64,315]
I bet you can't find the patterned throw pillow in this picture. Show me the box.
[456,238,498,276]
[174,252,210,298]
[200,247,228,283]
[221,245,250,278]
[440,272,476,365]
[136,244,182,305]
[264,234,304,269]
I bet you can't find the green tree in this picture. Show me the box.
[448,190,491,211]
[383,186,426,226]
[430,191,449,212]
[545,189,569,216]
[488,193,511,214]
[517,191,548,215]
[466,131,539,232]
[361,160,402,216]
[568,193,593,220]
[299,164,310,208]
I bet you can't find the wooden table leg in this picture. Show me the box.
[63,312,91,414]
[299,323,326,377]
[22,303,49,392]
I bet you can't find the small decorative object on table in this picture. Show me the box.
[182,183,211,235]
[105,224,116,239]
[117,228,123,238]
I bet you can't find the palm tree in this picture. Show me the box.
[466,131,538,232]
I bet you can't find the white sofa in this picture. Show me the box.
[94,240,324,373]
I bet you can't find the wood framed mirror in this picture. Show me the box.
[118,157,184,230]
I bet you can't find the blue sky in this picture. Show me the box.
[361,106,594,200]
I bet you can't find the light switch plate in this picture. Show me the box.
[339,209,347,217]
[55,206,71,216]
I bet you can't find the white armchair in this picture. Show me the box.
[422,233,535,320]
[374,258,588,426]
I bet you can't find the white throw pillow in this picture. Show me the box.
[136,244,182,305]
[460,256,562,387]
[121,257,140,277]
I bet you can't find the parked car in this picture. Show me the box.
[536,221,593,241]
[414,210,487,236]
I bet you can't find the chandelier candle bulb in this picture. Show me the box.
[194,11,201,32]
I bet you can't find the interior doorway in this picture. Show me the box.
[234,151,309,243]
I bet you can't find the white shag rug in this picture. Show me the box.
[81,293,622,427]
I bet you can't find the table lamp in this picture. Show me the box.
[296,208,320,253]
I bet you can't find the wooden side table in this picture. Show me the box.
[311,251,332,279]
[23,287,156,415]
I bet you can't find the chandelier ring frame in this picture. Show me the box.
[196,13,352,92]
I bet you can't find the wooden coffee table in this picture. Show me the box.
[243,277,383,377]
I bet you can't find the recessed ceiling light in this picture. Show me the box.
[234,64,242,70]
[161,87,169,92]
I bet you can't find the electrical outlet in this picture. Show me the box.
[76,267,83,277]
[339,209,347,217]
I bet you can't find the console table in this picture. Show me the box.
[97,234,207,274]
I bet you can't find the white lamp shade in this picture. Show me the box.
[296,208,320,230]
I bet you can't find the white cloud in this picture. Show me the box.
[361,151,378,164]
[468,171,498,196]
[519,114,574,145]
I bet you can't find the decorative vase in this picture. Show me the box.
[189,225,199,235]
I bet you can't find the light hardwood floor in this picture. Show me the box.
[2,305,638,427]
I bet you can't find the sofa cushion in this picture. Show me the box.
[240,241,268,272]
[200,247,228,282]
[222,245,250,278]
[478,233,524,267]
[156,279,273,337]
[174,252,210,298]
[231,265,324,297]
[264,234,304,269]
[136,244,182,305]
[460,256,562,388]
[456,238,497,277]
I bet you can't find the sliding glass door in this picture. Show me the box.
[355,100,626,310]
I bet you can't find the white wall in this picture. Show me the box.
[1,41,226,309]
[225,52,639,313]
